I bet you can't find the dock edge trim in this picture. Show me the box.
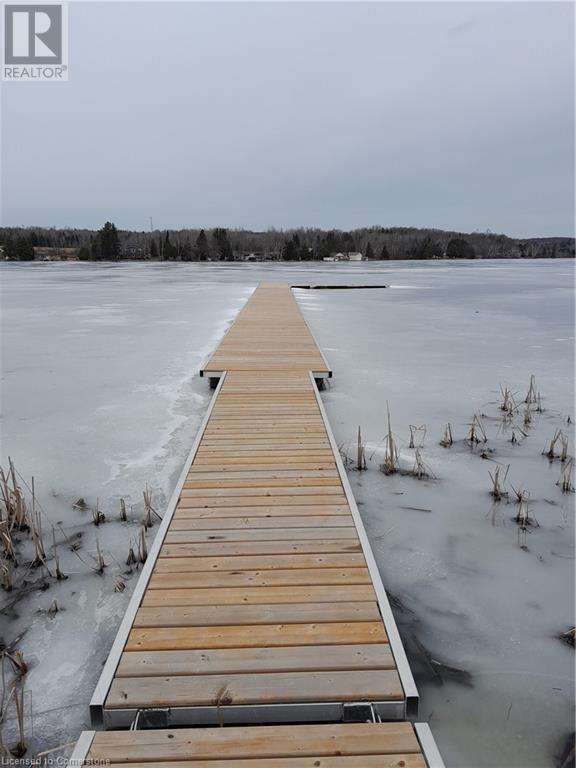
[308,371,420,718]
[68,730,95,765]
[415,723,447,768]
[291,286,333,377]
[88,374,228,726]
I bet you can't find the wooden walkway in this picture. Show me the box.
[200,284,331,378]
[77,283,443,767]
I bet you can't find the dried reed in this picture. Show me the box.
[52,527,65,580]
[92,498,105,526]
[543,430,564,460]
[488,464,509,500]
[380,403,399,475]
[440,423,453,448]
[126,544,137,567]
[467,414,488,445]
[408,424,426,450]
[138,527,148,563]
[413,449,429,480]
[558,458,574,494]
[559,433,569,462]
[94,539,106,574]
[356,427,367,471]
[11,685,26,757]
[143,485,156,529]
[499,386,516,415]
[524,375,538,404]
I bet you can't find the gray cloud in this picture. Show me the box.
[1,1,574,237]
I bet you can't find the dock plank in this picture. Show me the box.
[116,644,395,678]
[89,723,421,761]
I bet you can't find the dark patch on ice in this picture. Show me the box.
[410,634,474,688]
[555,732,575,768]
[387,591,416,615]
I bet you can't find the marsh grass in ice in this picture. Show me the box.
[0,260,573,767]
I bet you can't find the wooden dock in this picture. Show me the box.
[74,283,443,767]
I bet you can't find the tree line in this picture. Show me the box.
[0,223,573,261]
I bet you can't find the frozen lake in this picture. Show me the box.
[0,260,574,766]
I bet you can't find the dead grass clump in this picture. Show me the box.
[11,685,26,757]
[356,427,367,471]
[408,424,426,450]
[30,502,47,568]
[138,527,148,564]
[439,423,453,448]
[489,464,509,500]
[560,627,575,647]
[119,498,127,522]
[1,561,13,591]
[126,544,137,567]
[93,539,106,574]
[511,487,538,527]
[143,485,157,529]
[52,527,66,581]
[558,458,574,494]
[524,375,538,404]
[559,433,569,462]
[1,459,29,532]
[543,430,565,461]
[4,650,27,679]
[92,498,105,526]
[412,449,430,480]
[380,403,399,475]
[499,386,517,416]
[1,526,17,564]
[510,426,528,445]
[467,414,488,445]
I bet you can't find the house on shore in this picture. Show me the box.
[33,247,79,261]
[326,251,363,262]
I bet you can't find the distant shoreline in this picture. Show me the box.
[2,255,574,265]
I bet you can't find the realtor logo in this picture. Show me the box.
[2,3,68,81]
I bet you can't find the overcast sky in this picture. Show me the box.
[1,1,574,237]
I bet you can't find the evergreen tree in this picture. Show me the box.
[413,235,442,260]
[16,236,35,260]
[282,239,297,260]
[150,239,159,259]
[163,231,178,260]
[212,229,233,261]
[446,238,475,260]
[318,231,338,260]
[195,229,210,261]
[97,222,121,260]
[78,246,91,261]
[380,244,390,259]
[2,236,17,260]
[181,240,193,261]
[365,241,375,260]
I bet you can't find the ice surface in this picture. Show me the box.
[0,260,573,767]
